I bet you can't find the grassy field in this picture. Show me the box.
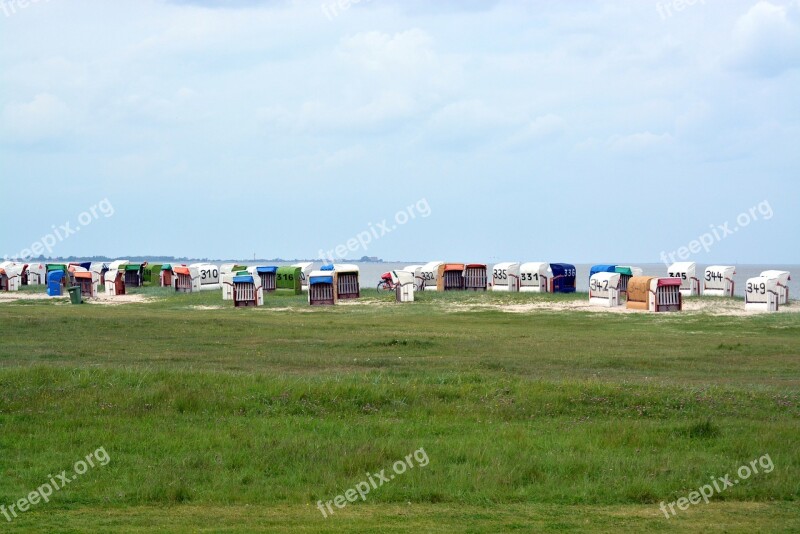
[0,286,798,532]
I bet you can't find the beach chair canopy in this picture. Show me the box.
[550,263,575,276]
[669,262,696,275]
[309,271,334,285]
[391,270,415,286]
[760,270,790,283]
[590,265,616,278]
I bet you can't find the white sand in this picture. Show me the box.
[0,291,151,305]
[84,294,152,305]
[440,298,799,317]
[0,292,54,301]
[1,289,796,316]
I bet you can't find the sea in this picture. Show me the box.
[237,262,798,299]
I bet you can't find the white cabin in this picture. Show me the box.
[745,276,780,312]
[190,263,220,290]
[391,270,415,302]
[25,263,47,285]
[667,262,700,296]
[417,261,443,291]
[519,262,551,293]
[703,265,736,297]
[588,272,621,307]
[104,268,125,296]
[221,271,236,301]
[759,270,790,305]
[491,262,521,292]
[0,263,24,291]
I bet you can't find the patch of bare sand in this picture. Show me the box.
[444,301,636,314]
[256,299,396,312]
[682,299,800,316]
[336,299,394,307]
[441,298,800,317]
[89,294,153,306]
[256,307,318,313]
[0,292,55,302]
[0,291,152,305]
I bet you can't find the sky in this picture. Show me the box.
[1,0,799,264]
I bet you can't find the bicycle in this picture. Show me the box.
[377,272,397,292]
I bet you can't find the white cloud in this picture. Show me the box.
[730,1,800,76]
[2,93,71,142]
[336,28,463,95]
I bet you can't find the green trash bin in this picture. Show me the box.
[68,286,82,305]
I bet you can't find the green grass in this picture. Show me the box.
[0,286,798,532]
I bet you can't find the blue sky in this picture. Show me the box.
[1,0,798,263]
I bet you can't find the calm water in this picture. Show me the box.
[239,262,797,299]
